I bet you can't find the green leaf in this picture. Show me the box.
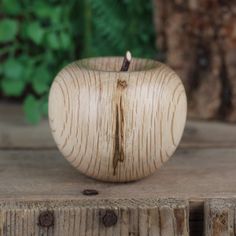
[23,66,34,82]
[0,19,18,42]
[46,32,61,50]
[60,32,71,49]
[32,67,51,95]
[50,7,62,24]
[42,101,48,116]
[44,51,54,62]
[18,56,34,82]
[40,96,49,116]
[2,0,21,15]
[32,76,49,94]
[3,58,24,80]
[33,2,52,18]
[1,79,25,96]
[26,22,44,45]
[23,95,42,124]
[33,83,48,95]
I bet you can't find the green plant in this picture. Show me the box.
[0,0,78,124]
[0,0,156,124]
[80,0,156,58]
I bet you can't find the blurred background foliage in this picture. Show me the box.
[0,0,156,124]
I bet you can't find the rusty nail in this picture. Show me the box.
[38,211,54,228]
[82,189,99,196]
[102,210,118,227]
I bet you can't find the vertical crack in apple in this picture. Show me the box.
[113,79,127,175]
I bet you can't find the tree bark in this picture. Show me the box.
[153,0,236,122]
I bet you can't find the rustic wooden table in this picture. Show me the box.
[0,104,236,236]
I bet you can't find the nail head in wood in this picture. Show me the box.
[38,211,54,228]
[102,210,118,227]
[82,189,99,196]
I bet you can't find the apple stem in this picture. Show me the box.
[120,51,132,71]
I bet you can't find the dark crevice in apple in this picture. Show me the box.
[113,105,121,175]
[113,79,126,175]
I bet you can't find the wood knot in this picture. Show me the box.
[117,79,127,89]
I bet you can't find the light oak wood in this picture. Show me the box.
[48,57,187,182]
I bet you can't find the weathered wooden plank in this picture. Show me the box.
[1,103,236,149]
[205,199,235,236]
[1,103,236,235]
[0,148,235,200]
[0,103,54,149]
[0,200,189,236]
[182,121,236,148]
[0,147,234,235]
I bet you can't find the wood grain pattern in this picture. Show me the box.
[1,148,236,235]
[1,148,236,199]
[48,57,187,182]
[1,102,236,149]
[1,104,236,235]
[205,199,235,236]
[0,199,189,236]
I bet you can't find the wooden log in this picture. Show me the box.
[153,0,236,122]
[204,199,235,236]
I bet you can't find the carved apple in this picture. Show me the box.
[49,57,187,182]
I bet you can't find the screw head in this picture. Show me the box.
[82,189,99,196]
[102,210,118,227]
[38,211,54,228]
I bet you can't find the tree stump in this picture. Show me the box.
[153,0,236,122]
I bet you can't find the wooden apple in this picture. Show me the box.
[49,56,187,182]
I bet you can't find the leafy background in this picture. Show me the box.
[0,0,156,124]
